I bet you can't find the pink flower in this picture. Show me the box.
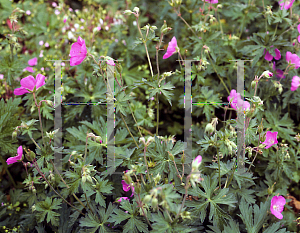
[286,51,300,69]
[28,57,37,66]
[297,24,300,43]
[270,196,286,219]
[45,42,49,47]
[227,89,241,110]
[262,131,278,149]
[205,0,218,3]
[23,67,34,73]
[52,2,57,7]
[263,46,281,61]
[106,60,115,66]
[0,74,3,79]
[272,62,285,79]
[55,9,60,15]
[14,74,46,95]
[278,0,295,10]
[63,18,67,23]
[192,155,202,170]
[121,180,134,197]
[26,10,31,15]
[69,36,87,66]
[6,146,23,165]
[227,89,250,111]
[97,26,101,31]
[237,98,250,111]
[291,76,300,91]
[163,37,178,59]
[117,197,129,202]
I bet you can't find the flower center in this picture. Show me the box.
[273,204,280,212]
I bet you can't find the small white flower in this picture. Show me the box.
[133,21,137,26]
[55,9,60,15]
[39,40,44,46]
[80,18,85,22]
[68,31,75,40]
[99,18,103,25]
[105,26,109,30]
[74,23,79,29]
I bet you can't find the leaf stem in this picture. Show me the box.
[33,92,45,146]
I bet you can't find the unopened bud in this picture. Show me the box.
[143,195,152,203]
[205,123,214,134]
[46,100,53,107]
[151,197,158,207]
[12,131,18,139]
[251,80,257,89]
[123,10,133,15]
[27,151,36,161]
[278,85,283,94]
[133,7,139,14]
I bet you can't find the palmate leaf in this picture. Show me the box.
[93,175,114,207]
[0,97,21,154]
[108,200,149,233]
[186,175,237,228]
[35,197,62,227]
[207,218,241,233]
[151,211,197,233]
[79,202,116,233]
[237,198,269,233]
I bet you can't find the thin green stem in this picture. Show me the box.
[84,192,98,220]
[174,175,190,222]
[33,93,45,146]
[84,130,89,163]
[174,8,197,37]
[207,55,230,95]
[156,93,159,136]
[143,146,151,181]
[120,113,139,148]
[216,147,221,189]
[0,156,17,188]
[50,160,87,210]
[135,16,154,79]
[33,160,85,216]
[272,23,278,40]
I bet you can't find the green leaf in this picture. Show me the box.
[35,197,62,227]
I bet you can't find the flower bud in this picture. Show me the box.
[135,183,141,194]
[262,70,273,78]
[153,173,161,185]
[251,80,257,89]
[133,7,139,14]
[181,153,185,164]
[46,100,53,107]
[205,123,214,135]
[27,151,36,161]
[143,195,152,203]
[151,197,158,207]
[31,204,36,212]
[192,155,202,171]
[123,10,133,15]
[278,84,283,94]
[12,131,18,139]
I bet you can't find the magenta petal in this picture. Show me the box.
[163,52,172,59]
[17,146,23,156]
[14,87,30,95]
[20,75,36,91]
[6,157,18,165]
[35,74,46,90]
[274,49,281,60]
[121,180,131,192]
[28,57,38,66]
[273,61,276,71]
[24,67,34,73]
[298,35,300,44]
[286,51,292,63]
[264,50,273,61]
